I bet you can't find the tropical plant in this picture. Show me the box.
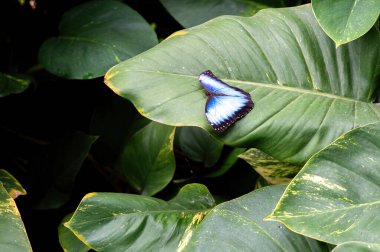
[1,0,379,251]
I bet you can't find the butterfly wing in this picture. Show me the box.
[199,70,254,133]
[199,70,244,97]
[206,95,253,132]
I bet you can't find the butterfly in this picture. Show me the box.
[198,70,254,133]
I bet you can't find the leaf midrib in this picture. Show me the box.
[107,69,372,104]
[69,208,209,227]
[273,199,380,219]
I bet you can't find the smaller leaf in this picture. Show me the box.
[312,0,380,45]
[39,0,157,79]
[333,241,380,252]
[58,213,90,252]
[169,183,215,209]
[0,73,30,97]
[0,169,26,199]
[0,183,32,252]
[176,126,223,167]
[239,148,301,185]
[160,0,268,28]
[181,185,329,252]
[66,183,215,251]
[118,121,176,196]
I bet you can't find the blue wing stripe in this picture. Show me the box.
[199,71,247,97]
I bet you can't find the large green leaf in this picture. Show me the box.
[0,183,32,252]
[66,183,215,251]
[160,0,268,28]
[39,0,157,79]
[181,185,329,251]
[0,169,26,199]
[105,5,380,164]
[118,121,175,196]
[268,122,380,245]
[312,0,380,45]
[176,126,223,167]
[0,73,30,97]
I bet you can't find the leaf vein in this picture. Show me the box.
[226,18,278,83]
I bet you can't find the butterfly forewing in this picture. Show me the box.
[199,70,253,133]
[199,71,245,97]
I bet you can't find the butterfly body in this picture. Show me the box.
[199,70,253,133]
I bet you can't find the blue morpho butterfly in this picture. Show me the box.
[199,70,254,133]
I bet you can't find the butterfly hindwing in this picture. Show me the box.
[199,70,253,133]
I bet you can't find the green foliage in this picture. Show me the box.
[239,148,301,185]
[182,186,330,251]
[58,213,90,252]
[118,121,176,195]
[269,122,380,244]
[105,5,380,164]
[65,184,214,251]
[1,0,379,250]
[0,73,30,97]
[333,242,380,252]
[312,0,380,45]
[38,0,158,79]
[176,126,223,167]
[160,0,269,28]
[0,169,27,198]
[0,171,32,252]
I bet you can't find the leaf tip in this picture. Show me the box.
[165,30,189,40]
[9,188,27,199]
[83,192,97,200]
[104,73,123,97]
[63,220,71,229]
[263,214,275,221]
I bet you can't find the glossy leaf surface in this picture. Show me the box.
[0,169,26,199]
[333,241,380,252]
[58,213,90,252]
[66,184,215,251]
[176,126,223,167]
[39,0,157,79]
[105,5,380,164]
[160,0,267,28]
[239,148,301,184]
[0,183,32,252]
[181,185,329,251]
[312,0,380,45]
[118,121,176,195]
[269,122,380,245]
